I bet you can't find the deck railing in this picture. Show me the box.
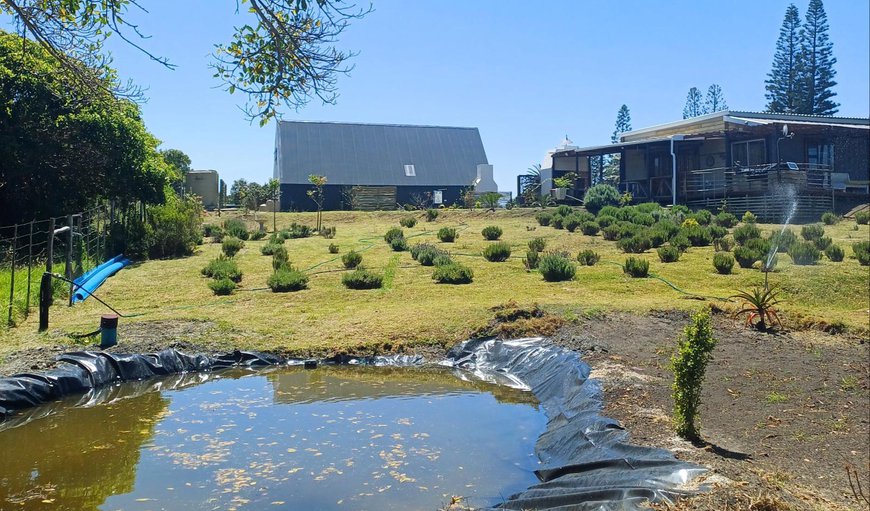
[683,163,833,200]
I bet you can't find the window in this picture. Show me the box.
[731,139,766,166]
[806,140,834,168]
[403,164,416,177]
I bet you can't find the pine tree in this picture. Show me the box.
[765,4,804,113]
[611,104,632,143]
[799,0,838,114]
[605,105,632,184]
[682,87,704,118]
[704,84,728,113]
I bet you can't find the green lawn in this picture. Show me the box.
[2,209,867,356]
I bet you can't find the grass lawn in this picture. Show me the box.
[2,208,867,356]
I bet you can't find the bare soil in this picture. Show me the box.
[1,312,867,510]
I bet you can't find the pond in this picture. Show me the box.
[0,365,547,511]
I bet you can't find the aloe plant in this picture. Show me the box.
[731,286,782,332]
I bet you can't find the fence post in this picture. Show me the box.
[39,218,56,332]
[25,220,33,315]
[66,214,74,307]
[7,224,17,326]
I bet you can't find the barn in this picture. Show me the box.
[273,121,496,211]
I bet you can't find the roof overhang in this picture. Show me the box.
[553,136,709,157]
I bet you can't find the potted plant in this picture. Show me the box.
[551,173,576,200]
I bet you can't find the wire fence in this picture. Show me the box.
[0,206,111,328]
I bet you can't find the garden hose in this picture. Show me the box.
[50,273,147,318]
[599,262,732,302]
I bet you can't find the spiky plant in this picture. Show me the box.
[731,286,782,332]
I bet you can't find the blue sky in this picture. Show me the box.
[24,0,870,191]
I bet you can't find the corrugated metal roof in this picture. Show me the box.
[275,121,489,186]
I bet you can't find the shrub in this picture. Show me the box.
[733,224,761,245]
[538,251,576,282]
[342,269,383,289]
[249,230,267,241]
[615,206,638,222]
[583,184,621,214]
[708,225,728,240]
[654,220,680,239]
[690,209,713,226]
[680,225,712,247]
[221,237,244,258]
[482,241,512,262]
[733,246,759,268]
[433,254,453,267]
[768,229,797,252]
[623,256,649,278]
[825,244,844,262]
[617,222,641,239]
[260,243,281,255]
[580,221,600,236]
[602,224,621,241]
[657,245,680,263]
[437,227,458,242]
[523,249,541,269]
[328,243,340,254]
[432,263,474,284]
[342,250,362,269]
[577,249,600,266]
[669,235,691,252]
[551,214,565,229]
[400,216,418,228]
[564,215,583,232]
[208,278,236,296]
[632,213,656,227]
[813,236,832,251]
[715,236,734,252]
[320,226,337,239]
[211,227,226,244]
[144,196,205,258]
[535,211,553,226]
[268,266,309,292]
[597,205,620,218]
[647,228,669,248]
[390,236,408,251]
[418,246,448,266]
[742,211,757,224]
[681,217,699,229]
[384,227,404,244]
[788,241,821,265]
[855,211,870,225]
[203,224,221,237]
[224,218,249,240]
[528,237,546,252]
[617,233,652,253]
[821,211,838,225]
[201,255,242,282]
[713,253,735,274]
[744,237,771,256]
[284,223,313,239]
[425,208,439,222]
[597,215,617,228]
[853,241,870,265]
[671,308,718,441]
[271,245,289,270]
[715,212,738,228]
[636,202,662,214]
[556,205,574,217]
[482,225,503,240]
[800,224,825,241]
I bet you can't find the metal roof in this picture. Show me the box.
[617,110,869,139]
[274,121,489,186]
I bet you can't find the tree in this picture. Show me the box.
[798,0,838,115]
[160,149,192,183]
[765,4,804,113]
[0,30,170,225]
[1,0,370,125]
[704,84,728,113]
[604,105,632,184]
[307,174,327,231]
[682,87,704,118]
[230,179,249,205]
[264,178,281,232]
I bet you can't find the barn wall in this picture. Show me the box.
[279,184,466,211]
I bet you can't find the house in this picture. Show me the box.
[542,111,869,221]
[273,121,496,211]
[185,169,220,209]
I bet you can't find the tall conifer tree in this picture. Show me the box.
[799,0,838,114]
[765,4,804,113]
[605,105,632,184]
[704,84,728,113]
[682,87,704,118]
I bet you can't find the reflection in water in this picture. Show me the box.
[0,366,545,511]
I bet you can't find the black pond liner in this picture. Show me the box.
[0,338,705,510]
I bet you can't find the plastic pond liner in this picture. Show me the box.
[0,338,705,510]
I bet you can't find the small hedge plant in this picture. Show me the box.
[715,212,738,227]
[733,246,759,268]
[425,208,439,222]
[271,246,289,270]
[580,222,600,236]
[524,249,540,270]
[384,227,404,244]
[789,241,820,265]
[268,266,309,292]
[583,184,620,214]
[623,256,649,278]
[328,243,340,254]
[437,227,458,242]
[800,224,825,242]
[538,251,576,282]
[820,211,838,225]
[825,244,844,262]
[201,255,242,282]
[528,237,546,252]
[222,237,244,257]
[208,278,236,296]
[713,252,735,274]
[342,268,383,289]
[671,308,718,441]
[342,250,362,269]
[853,241,870,265]
[482,242,511,262]
[657,245,680,263]
[320,226,336,239]
[577,249,599,266]
[400,216,417,228]
[855,211,869,225]
[733,224,761,245]
[390,237,408,251]
[432,263,474,284]
[617,233,651,254]
[481,225,503,240]
[535,212,553,226]
[224,218,250,240]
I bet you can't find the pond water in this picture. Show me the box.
[0,365,547,511]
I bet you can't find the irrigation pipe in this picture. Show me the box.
[599,262,732,302]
